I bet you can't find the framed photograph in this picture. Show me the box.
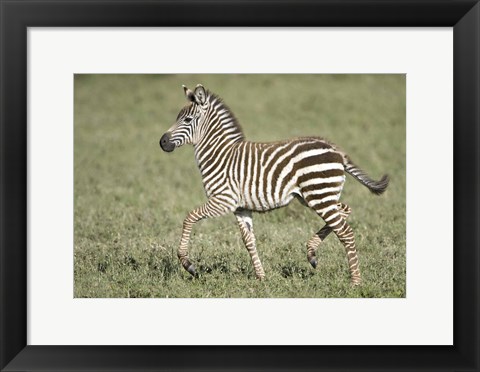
[1,1,479,371]
[73,73,405,299]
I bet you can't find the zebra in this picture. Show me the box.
[159,84,389,285]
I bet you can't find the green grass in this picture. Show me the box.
[74,74,406,298]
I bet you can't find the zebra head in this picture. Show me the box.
[159,84,207,152]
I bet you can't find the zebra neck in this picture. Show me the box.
[193,129,242,184]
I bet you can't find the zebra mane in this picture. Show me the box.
[206,91,245,140]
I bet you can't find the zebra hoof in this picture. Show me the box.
[309,258,318,269]
[186,265,198,278]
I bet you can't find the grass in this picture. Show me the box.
[74,74,406,298]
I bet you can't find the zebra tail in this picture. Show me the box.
[344,158,389,195]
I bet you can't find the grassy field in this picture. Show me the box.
[74,74,406,298]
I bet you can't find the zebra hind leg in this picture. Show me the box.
[310,202,361,285]
[234,209,265,280]
[335,218,361,285]
[306,203,351,269]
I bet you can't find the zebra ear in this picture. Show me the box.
[194,84,206,105]
[183,85,196,103]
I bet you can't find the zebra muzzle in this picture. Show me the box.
[159,133,175,152]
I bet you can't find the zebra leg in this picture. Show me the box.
[334,219,361,285]
[309,203,360,285]
[234,209,265,280]
[326,208,361,285]
[178,196,236,277]
[307,203,351,269]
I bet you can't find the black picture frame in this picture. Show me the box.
[1,1,479,371]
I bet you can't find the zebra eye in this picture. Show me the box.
[184,117,193,124]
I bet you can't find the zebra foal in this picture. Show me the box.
[159,84,389,285]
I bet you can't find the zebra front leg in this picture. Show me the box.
[178,196,236,277]
[307,203,351,269]
[234,209,265,280]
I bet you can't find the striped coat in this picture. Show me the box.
[160,84,388,285]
